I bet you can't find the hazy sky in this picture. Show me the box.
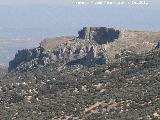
[0,0,66,4]
[0,0,74,5]
[0,0,158,6]
[0,0,159,38]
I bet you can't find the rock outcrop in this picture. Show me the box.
[78,27,120,44]
[9,46,48,71]
[8,27,160,71]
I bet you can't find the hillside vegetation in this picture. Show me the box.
[0,48,160,120]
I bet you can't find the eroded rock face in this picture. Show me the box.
[8,46,49,71]
[8,27,160,71]
[50,38,107,67]
[78,27,120,44]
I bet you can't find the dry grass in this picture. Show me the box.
[104,30,160,61]
[40,36,76,51]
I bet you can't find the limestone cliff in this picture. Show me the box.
[78,27,120,44]
[8,27,160,71]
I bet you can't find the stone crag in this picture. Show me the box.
[9,46,47,71]
[8,27,160,71]
[78,27,120,44]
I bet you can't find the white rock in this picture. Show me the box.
[81,85,87,92]
[73,88,79,93]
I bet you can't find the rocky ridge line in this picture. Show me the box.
[9,27,160,71]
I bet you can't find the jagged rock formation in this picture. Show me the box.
[9,46,47,71]
[51,39,107,67]
[78,27,120,44]
[8,27,160,71]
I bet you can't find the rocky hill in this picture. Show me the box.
[1,27,160,119]
[8,27,160,71]
[1,47,160,120]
